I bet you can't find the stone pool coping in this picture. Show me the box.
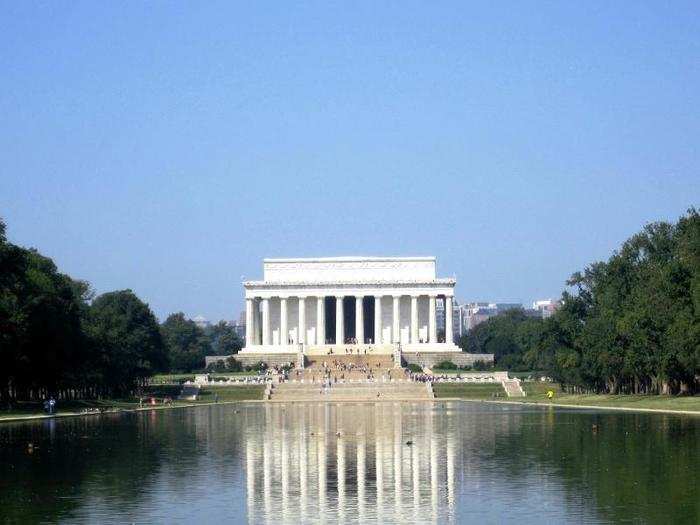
[0,399,268,423]
[448,398,700,416]
[2,397,698,423]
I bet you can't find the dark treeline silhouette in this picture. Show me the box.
[460,209,700,395]
[0,218,242,404]
[0,217,167,402]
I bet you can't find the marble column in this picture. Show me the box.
[251,299,257,345]
[298,297,306,345]
[262,298,271,345]
[280,297,288,346]
[410,295,418,344]
[429,295,437,343]
[335,296,344,344]
[392,295,400,344]
[356,296,364,343]
[374,296,382,344]
[317,297,325,345]
[445,295,453,345]
[245,298,254,347]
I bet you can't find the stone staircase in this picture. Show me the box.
[305,354,394,369]
[289,353,405,384]
[502,377,526,397]
[268,381,432,402]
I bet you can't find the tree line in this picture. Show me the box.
[460,209,700,395]
[0,218,242,403]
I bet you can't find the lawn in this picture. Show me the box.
[519,381,700,412]
[433,383,506,399]
[0,398,142,420]
[150,372,260,384]
[197,385,266,402]
[0,385,266,422]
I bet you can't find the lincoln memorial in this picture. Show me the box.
[236,256,486,368]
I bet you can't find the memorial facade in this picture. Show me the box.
[236,256,486,367]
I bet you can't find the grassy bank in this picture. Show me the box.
[517,381,700,412]
[433,383,506,399]
[0,385,266,422]
[150,372,259,383]
[434,380,700,413]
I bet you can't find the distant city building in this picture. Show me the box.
[531,299,561,318]
[460,302,524,332]
[193,315,211,330]
[228,311,247,339]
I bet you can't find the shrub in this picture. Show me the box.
[246,361,268,372]
[435,360,458,370]
[225,356,243,372]
[205,361,224,373]
[472,360,491,371]
[407,363,423,373]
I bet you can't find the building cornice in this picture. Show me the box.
[263,256,436,263]
[244,278,455,288]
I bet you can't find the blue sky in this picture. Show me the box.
[1,1,698,321]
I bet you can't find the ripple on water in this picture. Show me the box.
[0,402,698,524]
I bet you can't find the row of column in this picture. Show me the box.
[245,294,453,347]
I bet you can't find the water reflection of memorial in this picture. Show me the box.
[244,403,468,524]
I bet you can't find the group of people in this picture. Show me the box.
[411,373,475,383]
[316,359,382,382]
[43,397,56,414]
[324,346,374,356]
[412,373,446,383]
[322,337,376,345]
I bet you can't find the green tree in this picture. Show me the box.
[0,218,92,401]
[86,290,168,396]
[205,320,243,356]
[161,313,211,372]
[460,308,545,371]
[542,208,700,394]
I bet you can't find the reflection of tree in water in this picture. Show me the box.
[0,408,248,523]
[466,406,700,524]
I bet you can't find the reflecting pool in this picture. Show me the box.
[1,402,698,524]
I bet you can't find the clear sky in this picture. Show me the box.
[1,1,698,321]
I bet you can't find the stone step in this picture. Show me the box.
[269,381,431,401]
[502,379,526,397]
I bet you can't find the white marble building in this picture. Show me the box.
[238,256,471,364]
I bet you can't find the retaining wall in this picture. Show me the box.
[401,352,494,368]
[205,353,298,368]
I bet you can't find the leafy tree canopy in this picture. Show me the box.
[161,313,211,372]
